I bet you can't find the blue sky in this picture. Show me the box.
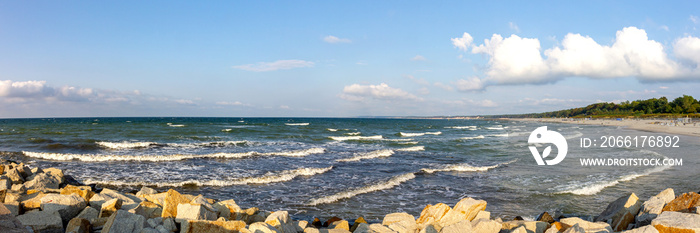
[1,1,699,117]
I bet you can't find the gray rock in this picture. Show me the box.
[621,225,659,233]
[75,206,100,224]
[40,194,87,223]
[147,217,163,228]
[101,209,145,233]
[6,168,24,185]
[471,219,501,233]
[176,203,217,221]
[560,217,612,233]
[382,212,416,233]
[249,222,280,233]
[162,217,177,232]
[563,224,586,233]
[0,203,27,233]
[651,211,700,232]
[16,210,63,233]
[367,223,397,233]
[636,188,675,227]
[353,223,371,233]
[65,217,91,233]
[155,225,170,233]
[24,173,60,190]
[418,224,438,233]
[595,193,641,232]
[141,227,159,233]
[0,179,11,191]
[135,187,157,197]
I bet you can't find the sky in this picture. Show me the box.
[1,1,699,117]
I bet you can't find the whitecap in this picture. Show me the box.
[285,123,310,126]
[461,135,485,140]
[554,163,670,195]
[307,173,415,206]
[328,135,383,141]
[444,126,477,129]
[421,159,517,174]
[396,146,425,152]
[96,141,157,149]
[327,128,338,132]
[399,132,442,137]
[336,149,394,162]
[345,132,361,136]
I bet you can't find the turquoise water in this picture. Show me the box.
[0,117,698,221]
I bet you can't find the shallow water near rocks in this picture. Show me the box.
[0,117,698,221]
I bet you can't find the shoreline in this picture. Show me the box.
[509,118,700,138]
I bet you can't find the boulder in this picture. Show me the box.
[180,219,246,233]
[42,168,65,184]
[437,208,467,231]
[621,225,659,233]
[19,192,46,210]
[92,188,142,210]
[350,217,367,232]
[214,199,241,220]
[143,192,168,206]
[416,203,451,230]
[0,203,27,233]
[10,184,25,193]
[249,222,280,233]
[353,223,371,233]
[177,203,217,221]
[471,219,501,233]
[61,185,94,202]
[536,212,555,224]
[560,217,612,233]
[636,188,675,227]
[4,191,22,203]
[452,197,487,221]
[295,220,308,232]
[661,192,700,213]
[133,201,162,219]
[501,220,551,233]
[473,210,490,221]
[439,219,471,233]
[65,217,91,233]
[161,189,192,218]
[4,201,20,216]
[651,211,700,233]
[135,187,158,197]
[563,223,586,233]
[382,212,416,233]
[325,216,343,227]
[6,168,24,184]
[99,198,123,218]
[40,194,87,223]
[367,223,397,233]
[101,209,145,233]
[146,217,163,228]
[16,210,63,233]
[509,226,528,233]
[595,193,642,232]
[418,224,438,233]
[265,211,297,233]
[24,173,60,191]
[163,217,177,232]
[0,178,11,191]
[331,220,350,231]
[16,163,32,179]
[75,206,99,224]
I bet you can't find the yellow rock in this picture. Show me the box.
[61,185,94,202]
[161,189,192,218]
[99,198,122,218]
[331,220,350,230]
[452,197,487,221]
[181,219,247,233]
[416,203,451,230]
[19,192,46,210]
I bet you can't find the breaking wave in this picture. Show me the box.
[285,123,310,126]
[461,135,485,140]
[336,149,394,162]
[421,159,517,174]
[399,132,442,137]
[328,135,383,141]
[96,140,249,149]
[396,146,425,152]
[307,173,416,206]
[554,165,670,195]
[444,126,477,129]
[96,141,157,149]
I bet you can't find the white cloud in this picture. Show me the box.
[451,32,473,51]
[233,60,314,72]
[174,99,195,105]
[691,15,699,24]
[340,83,422,101]
[659,86,669,89]
[216,101,248,106]
[455,27,700,91]
[0,80,95,101]
[509,22,520,32]
[323,35,352,44]
[411,55,426,61]
[404,75,430,86]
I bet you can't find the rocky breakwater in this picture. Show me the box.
[0,160,699,233]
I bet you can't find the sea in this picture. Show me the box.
[0,117,698,221]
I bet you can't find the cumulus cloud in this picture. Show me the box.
[451,32,473,51]
[451,27,700,91]
[0,80,95,101]
[340,83,422,101]
[411,55,427,61]
[323,35,352,44]
[233,60,314,72]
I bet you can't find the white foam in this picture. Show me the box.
[398,141,419,145]
[486,125,504,130]
[396,146,425,152]
[444,126,477,129]
[167,123,185,127]
[285,123,310,126]
[399,132,442,137]
[167,141,249,148]
[345,132,361,136]
[461,135,485,140]
[383,138,413,142]
[96,141,157,149]
[336,149,394,162]
[327,128,338,132]
[421,159,517,174]
[222,129,232,132]
[555,164,670,195]
[329,135,383,141]
[307,173,415,206]
[489,133,509,137]
[22,147,325,162]
[84,166,333,187]
[565,131,584,140]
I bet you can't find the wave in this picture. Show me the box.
[554,165,670,196]
[285,123,309,126]
[399,132,442,137]
[564,131,584,140]
[485,125,504,130]
[421,159,516,174]
[96,140,249,149]
[22,147,325,162]
[444,126,477,129]
[327,128,338,132]
[328,135,383,141]
[96,141,157,149]
[222,129,232,132]
[336,149,394,162]
[396,146,424,152]
[383,138,413,142]
[489,133,509,137]
[461,135,485,140]
[84,166,333,187]
[345,132,361,136]
[167,123,185,127]
[307,173,415,206]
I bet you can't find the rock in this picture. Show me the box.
[177,203,217,221]
[213,199,241,220]
[595,193,642,232]
[0,178,11,191]
[65,217,91,233]
[471,219,501,233]
[156,225,170,233]
[382,212,416,233]
[100,198,123,218]
[661,192,700,213]
[331,220,350,231]
[353,223,371,233]
[509,226,528,233]
[562,223,586,233]
[350,217,367,232]
[651,211,700,233]
[16,163,32,179]
[325,216,343,227]
[452,197,487,221]
[19,191,46,210]
[536,212,555,224]
[10,184,25,193]
[621,225,659,233]
[440,219,471,233]
[501,220,551,233]
[43,168,65,184]
[163,217,177,232]
[0,203,27,233]
[416,203,451,230]
[3,201,20,216]
[133,201,162,219]
[6,168,24,184]
[180,219,246,233]
[24,173,60,191]
[161,189,192,218]
[249,222,280,233]
[135,187,157,197]
[30,167,42,175]
[4,191,22,203]
[16,210,63,233]
[513,216,524,221]
[93,188,142,210]
[147,217,163,228]
[101,209,145,233]
[61,185,94,202]
[636,188,675,227]
[367,223,397,233]
[40,194,87,223]
[418,224,438,233]
[473,211,490,221]
[75,206,99,224]
[560,217,612,233]
[311,217,322,228]
[265,211,293,232]
[142,228,159,233]
[143,193,167,206]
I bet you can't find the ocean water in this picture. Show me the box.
[0,117,698,221]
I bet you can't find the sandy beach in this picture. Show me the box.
[512,118,700,137]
